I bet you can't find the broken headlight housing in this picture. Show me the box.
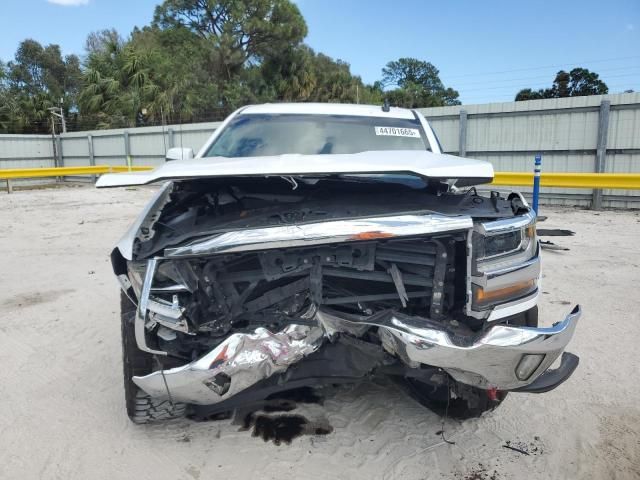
[473,214,536,273]
[472,212,538,309]
[127,259,193,299]
[127,261,147,299]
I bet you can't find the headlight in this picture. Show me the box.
[473,215,536,273]
[471,212,539,310]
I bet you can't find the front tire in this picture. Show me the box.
[406,306,539,419]
[120,291,186,423]
[405,378,507,419]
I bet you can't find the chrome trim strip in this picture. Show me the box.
[136,258,167,356]
[473,254,541,290]
[148,299,183,320]
[150,284,190,293]
[464,229,475,317]
[477,210,536,235]
[487,289,540,321]
[164,214,474,258]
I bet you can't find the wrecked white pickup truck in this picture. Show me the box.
[97,103,579,424]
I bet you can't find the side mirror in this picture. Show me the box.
[166,147,194,162]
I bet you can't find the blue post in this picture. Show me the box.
[532,154,542,214]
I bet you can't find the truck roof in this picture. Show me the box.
[240,102,416,119]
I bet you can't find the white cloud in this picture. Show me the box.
[47,0,89,6]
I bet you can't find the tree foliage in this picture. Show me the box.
[381,58,460,107]
[258,46,381,104]
[515,68,608,101]
[79,26,208,128]
[72,0,385,130]
[0,2,621,134]
[0,39,81,133]
[13,0,619,133]
[153,0,307,79]
[76,0,309,128]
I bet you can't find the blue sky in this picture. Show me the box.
[1,0,638,104]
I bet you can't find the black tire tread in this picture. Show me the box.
[129,390,187,424]
[405,306,539,419]
[120,291,186,424]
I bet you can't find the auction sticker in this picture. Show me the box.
[374,126,421,138]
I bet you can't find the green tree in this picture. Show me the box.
[5,4,471,132]
[79,0,309,125]
[80,26,217,128]
[258,45,317,101]
[0,61,13,132]
[258,45,381,104]
[85,29,123,56]
[306,52,363,103]
[513,88,543,101]
[1,39,81,133]
[153,0,307,80]
[381,57,460,107]
[79,33,131,128]
[515,68,608,101]
[551,68,608,97]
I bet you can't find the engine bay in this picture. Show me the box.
[130,176,520,259]
[144,232,467,359]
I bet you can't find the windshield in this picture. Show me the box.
[205,113,431,158]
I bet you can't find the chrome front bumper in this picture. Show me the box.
[134,324,324,405]
[406,308,579,389]
[134,306,580,404]
[318,305,580,390]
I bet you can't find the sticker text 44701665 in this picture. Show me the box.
[374,126,421,138]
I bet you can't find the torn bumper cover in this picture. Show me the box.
[133,306,580,404]
[365,306,580,391]
[134,325,324,405]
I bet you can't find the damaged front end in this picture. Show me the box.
[111,176,579,416]
[112,174,580,414]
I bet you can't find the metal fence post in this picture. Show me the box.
[55,135,64,166]
[123,131,131,171]
[532,154,542,214]
[87,134,96,183]
[55,134,64,182]
[593,100,611,210]
[458,109,468,156]
[168,127,175,149]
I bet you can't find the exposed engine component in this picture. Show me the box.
[144,234,465,358]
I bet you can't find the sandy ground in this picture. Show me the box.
[0,184,639,480]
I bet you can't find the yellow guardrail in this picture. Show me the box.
[1,166,639,190]
[0,165,152,179]
[492,172,640,189]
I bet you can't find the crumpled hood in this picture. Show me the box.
[96,150,494,188]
